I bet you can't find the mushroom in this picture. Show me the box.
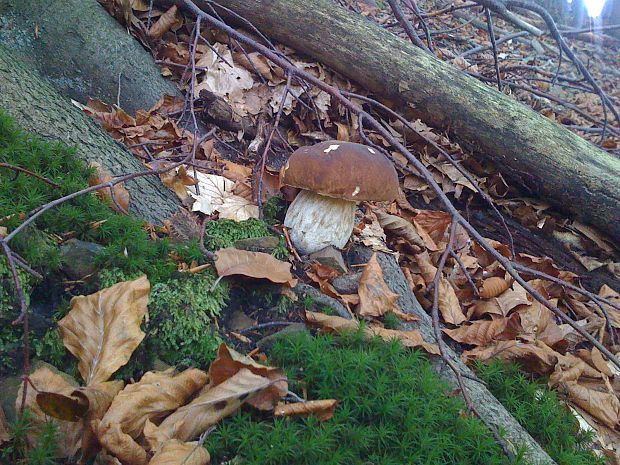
[280,140,399,255]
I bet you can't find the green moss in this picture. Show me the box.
[262,195,286,225]
[1,408,60,465]
[207,330,520,465]
[203,218,271,251]
[476,361,606,465]
[145,270,229,368]
[383,312,401,329]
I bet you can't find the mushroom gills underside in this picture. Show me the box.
[283,189,356,255]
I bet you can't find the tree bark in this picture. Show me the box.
[180,0,620,243]
[0,0,182,115]
[0,45,181,225]
[347,246,557,465]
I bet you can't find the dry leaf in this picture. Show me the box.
[147,5,179,40]
[443,313,522,346]
[208,344,288,411]
[412,210,452,251]
[159,165,196,200]
[479,277,511,299]
[562,381,620,428]
[469,282,531,319]
[148,439,210,465]
[357,253,401,318]
[413,250,438,285]
[92,369,207,465]
[462,340,560,375]
[15,364,83,458]
[189,172,258,221]
[214,248,297,287]
[438,278,466,325]
[374,210,425,248]
[89,162,130,214]
[274,399,338,421]
[144,369,275,449]
[59,276,150,385]
[305,311,439,355]
[516,301,565,348]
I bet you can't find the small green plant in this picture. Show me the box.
[207,330,520,465]
[262,195,286,225]
[1,409,60,465]
[383,311,401,329]
[203,218,271,251]
[273,295,295,316]
[476,360,606,465]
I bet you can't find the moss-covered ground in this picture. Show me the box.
[0,111,605,464]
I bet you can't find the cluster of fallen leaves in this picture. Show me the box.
[0,271,340,464]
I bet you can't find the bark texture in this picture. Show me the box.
[347,246,557,465]
[0,0,181,115]
[185,0,620,242]
[0,45,181,225]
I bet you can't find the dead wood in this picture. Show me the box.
[175,0,620,243]
[0,45,181,225]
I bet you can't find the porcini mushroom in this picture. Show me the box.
[280,140,399,255]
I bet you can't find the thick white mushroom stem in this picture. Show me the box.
[283,189,356,255]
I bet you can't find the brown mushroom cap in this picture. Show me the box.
[280,141,399,202]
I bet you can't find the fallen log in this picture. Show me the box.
[0,46,181,225]
[347,246,557,465]
[176,0,620,243]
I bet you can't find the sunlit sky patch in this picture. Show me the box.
[582,0,607,17]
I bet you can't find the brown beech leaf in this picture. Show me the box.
[144,369,274,449]
[88,162,130,214]
[413,251,437,285]
[462,340,560,375]
[516,301,565,349]
[599,284,620,328]
[305,311,439,355]
[590,347,614,377]
[214,248,297,287]
[562,381,620,428]
[479,277,511,299]
[159,165,197,200]
[374,210,425,248]
[444,313,522,346]
[92,369,207,465]
[438,278,466,325]
[208,344,288,411]
[469,282,531,319]
[147,5,179,40]
[59,276,150,385]
[274,399,338,421]
[0,406,10,445]
[412,210,452,251]
[357,253,401,318]
[16,364,83,458]
[148,439,210,465]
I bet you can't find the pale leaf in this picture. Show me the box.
[144,369,274,449]
[438,278,466,325]
[148,440,210,465]
[15,364,83,458]
[375,210,425,248]
[305,311,439,355]
[92,369,207,465]
[189,172,258,221]
[215,248,297,287]
[274,399,338,421]
[208,344,288,411]
[357,252,401,318]
[58,276,150,385]
[444,313,522,346]
[563,381,620,428]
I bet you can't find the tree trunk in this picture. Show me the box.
[181,0,620,243]
[0,0,181,115]
[0,45,181,225]
[347,246,557,465]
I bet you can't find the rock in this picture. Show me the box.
[234,236,280,253]
[331,271,362,294]
[293,283,351,320]
[0,374,21,422]
[308,246,348,274]
[60,239,105,280]
[256,323,309,351]
[228,310,257,332]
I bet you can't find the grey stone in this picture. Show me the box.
[293,283,351,320]
[234,236,280,253]
[60,239,105,280]
[256,323,309,351]
[331,271,362,294]
[308,246,347,274]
